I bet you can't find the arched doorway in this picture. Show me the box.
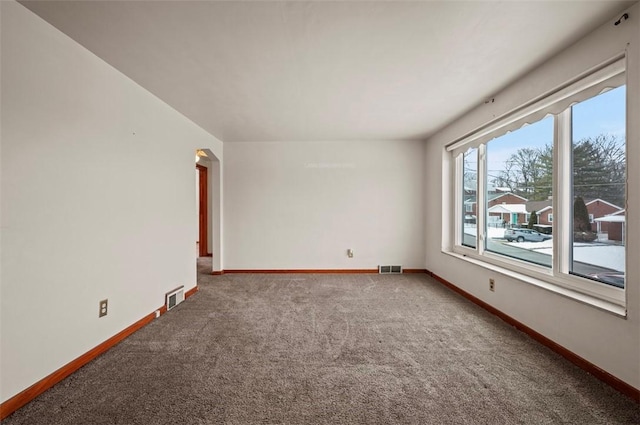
[195,149,222,273]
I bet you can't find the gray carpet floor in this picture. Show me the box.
[4,262,639,424]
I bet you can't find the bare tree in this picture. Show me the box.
[494,147,549,200]
[491,134,624,205]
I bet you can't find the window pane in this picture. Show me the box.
[462,148,477,248]
[570,86,625,288]
[485,116,554,267]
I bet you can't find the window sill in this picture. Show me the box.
[442,250,626,317]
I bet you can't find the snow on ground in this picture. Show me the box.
[537,244,624,272]
[512,240,553,250]
[463,225,624,271]
[463,226,505,239]
[510,239,624,272]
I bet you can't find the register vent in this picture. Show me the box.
[165,286,185,311]
[379,265,403,274]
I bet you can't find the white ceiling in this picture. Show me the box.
[20,1,634,142]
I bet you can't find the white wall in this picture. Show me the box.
[210,157,223,272]
[0,1,223,402]
[224,141,425,270]
[425,4,639,389]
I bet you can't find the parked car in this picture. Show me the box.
[504,228,551,242]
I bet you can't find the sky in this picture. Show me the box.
[479,85,626,177]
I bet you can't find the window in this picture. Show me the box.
[449,57,626,306]
[570,86,626,288]
[484,116,553,267]
[461,147,478,249]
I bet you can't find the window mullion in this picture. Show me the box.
[554,109,572,275]
[477,144,487,255]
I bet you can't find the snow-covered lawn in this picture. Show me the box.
[512,240,623,271]
[511,239,553,250]
[463,225,624,271]
[537,244,624,272]
[463,226,505,239]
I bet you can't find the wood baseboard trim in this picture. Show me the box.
[0,310,158,420]
[0,284,200,420]
[425,269,640,403]
[223,269,379,274]
[211,271,224,275]
[221,269,427,274]
[185,286,199,299]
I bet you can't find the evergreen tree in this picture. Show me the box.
[492,134,625,206]
[528,210,538,229]
[573,196,591,232]
[572,135,625,206]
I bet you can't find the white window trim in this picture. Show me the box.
[447,55,627,313]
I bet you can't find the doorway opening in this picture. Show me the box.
[195,148,222,274]
[196,163,210,258]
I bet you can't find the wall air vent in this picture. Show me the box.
[165,285,185,311]
[379,265,403,274]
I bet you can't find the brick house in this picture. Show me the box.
[595,209,625,242]
[465,192,529,225]
[525,198,622,232]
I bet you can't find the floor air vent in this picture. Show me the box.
[379,265,403,274]
[165,285,185,311]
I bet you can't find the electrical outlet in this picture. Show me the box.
[99,299,108,317]
[489,279,495,292]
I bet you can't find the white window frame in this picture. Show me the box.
[448,56,626,311]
